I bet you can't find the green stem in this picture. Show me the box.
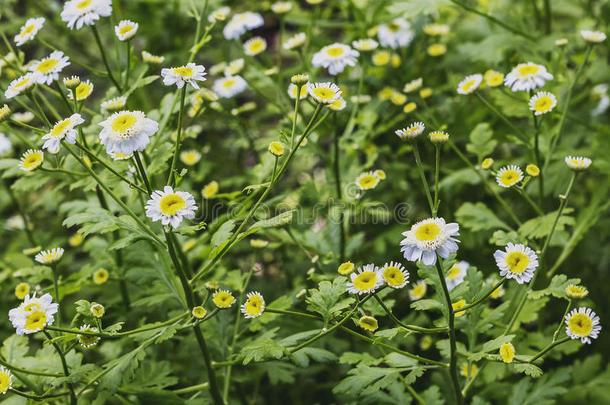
[516,187,545,216]
[50,264,60,324]
[42,330,76,405]
[552,300,571,342]
[168,86,187,187]
[134,151,152,194]
[433,144,440,216]
[529,337,570,363]
[27,93,52,128]
[453,278,506,313]
[124,42,131,89]
[532,112,544,207]
[91,25,122,92]
[9,389,69,401]
[373,295,448,333]
[0,356,64,377]
[543,0,552,33]
[412,143,435,216]
[333,128,345,262]
[474,92,529,145]
[173,383,210,395]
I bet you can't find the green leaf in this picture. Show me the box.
[306,277,354,324]
[513,363,543,378]
[529,274,581,299]
[241,338,285,365]
[456,202,511,232]
[289,347,336,367]
[388,0,451,17]
[518,209,575,240]
[466,123,497,161]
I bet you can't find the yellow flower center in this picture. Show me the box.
[487,73,503,86]
[568,313,593,337]
[500,343,515,363]
[92,306,104,317]
[15,77,31,89]
[0,371,10,393]
[500,169,520,186]
[566,285,586,297]
[23,153,42,169]
[25,310,47,331]
[312,87,336,102]
[51,119,71,137]
[359,317,378,331]
[534,96,552,112]
[23,302,41,312]
[76,83,92,99]
[326,46,345,57]
[119,25,134,35]
[383,266,405,287]
[77,0,92,9]
[214,292,235,307]
[94,269,109,284]
[111,113,138,133]
[203,182,219,198]
[192,306,207,319]
[36,59,59,73]
[358,174,378,189]
[373,51,390,65]
[505,251,529,274]
[338,262,354,275]
[447,266,461,279]
[353,271,377,291]
[78,331,100,347]
[461,79,477,92]
[248,40,265,54]
[387,23,401,32]
[490,286,503,299]
[160,193,186,216]
[518,65,539,77]
[415,223,440,242]
[22,24,36,36]
[412,284,425,298]
[174,67,193,77]
[222,79,236,89]
[244,296,264,317]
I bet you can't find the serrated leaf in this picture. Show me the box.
[241,338,285,365]
[456,202,511,232]
[518,209,574,240]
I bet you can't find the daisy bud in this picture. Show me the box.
[403,102,417,113]
[499,343,515,363]
[202,181,219,199]
[580,30,606,43]
[63,75,81,89]
[93,268,109,285]
[526,164,540,176]
[271,1,292,14]
[565,284,589,299]
[420,88,433,98]
[115,20,139,41]
[291,74,310,86]
[91,303,105,318]
[481,157,494,169]
[141,50,165,65]
[15,282,30,300]
[359,316,378,332]
[192,306,207,319]
[565,156,592,171]
[0,104,11,123]
[555,38,568,46]
[428,130,449,144]
[268,141,285,157]
[205,281,219,290]
[337,261,355,275]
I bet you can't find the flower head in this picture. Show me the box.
[0,133,12,154]
[162,63,207,89]
[101,96,127,112]
[208,6,230,23]
[180,150,201,166]
[529,91,557,115]
[482,157,494,169]
[306,82,342,104]
[223,12,264,40]
[580,30,606,43]
[5,73,37,98]
[377,18,414,49]
[446,261,468,291]
[192,306,207,319]
[287,83,308,100]
[93,268,109,284]
[61,0,112,30]
[565,284,588,299]
[244,36,267,56]
[78,325,100,348]
[457,74,482,95]
[395,122,425,140]
[145,186,197,229]
[429,130,449,144]
[565,156,592,171]
[496,165,523,188]
[359,316,378,332]
[427,44,447,56]
[504,62,553,92]
[271,2,292,13]
[8,293,58,335]
[0,366,13,394]
[355,171,380,190]
[213,290,236,308]
[494,243,538,284]
[526,164,540,176]
[115,20,138,41]
[63,75,81,89]
[268,141,285,157]
[213,75,248,98]
[68,80,94,101]
[312,43,359,75]
[203,181,219,199]
[142,51,165,65]
[338,261,355,275]
[15,17,45,46]
[90,303,105,318]
[499,343,515,363]
[347,264,383,294]
[241,291,265,318]
[98,110,159,155]
[484,70,504,87]
[400,217,460,266]
[19,149,44,171]
[35,248,64,264]
[284,32,307,50]
[41,113,84,153]
[565,307,601,344]
[423,24,450,36]
[409,280,427,301]
[352,39,379,52]
[0,105,11,123]
[404,78,423,93]
[381,261,409,289]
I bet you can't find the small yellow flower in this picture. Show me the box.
[71,80,94,101]
[291,74,310,86]
[77,324,100,348]
[241,291,265,318]
[372,50,390,66]
[19,149,44,172]
[202,181,219,199]
[90,303,105,318]
[483,70,504,87]
[268,141,285,156]
[374,169,386,180]
[250,239,269,248]
[429,131,449,144]
[142,51,165,65]
[93,268,109,285]
[403,102,417,113]
[427,43,446,56]
[15,282,30,300]
[180,150,202,166]
[565,284,588,299]
[404,78,423,93]
[63,75,81,89]
[213,290,236,308]
[419,88,433,98]
[420,335,433,350]
[391,54,401,67]
[359,315,378,332]
[481,157,494,169]
[409,280,427,301]
[379,87,394,100]
[390,91,407,105]
[453,299,467,317]
[338,261,355,275]
[192,306,207,319]
[205,281,219,290]
[526,164,540,177]
[0,365,13,394]
[355,171,380,190]
[69,233,84,247]
[499,342,515,363]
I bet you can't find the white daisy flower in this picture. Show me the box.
[101,96,127,111]
[19,149,44,171]
[457,74,483,95]
[355,171,380,190]
[271,1,292,14]
[311,43,359,75]
[208,6,231,23]
[283,32,306,50]
[13,112,35,123]
[61,0,113,30]
[28,51,70,85]
[565,307,601,344]
[493,243,538,284]
[306,82,342,104]
[115,20,138,41]
[504,62,553,92]
[145,186,197,229]
[98,110,159,155]
[287,83,307,100]
[67,79,94,101]
[41,113,84,153]
[161,63,207,89]
[496,165,523,188]
[377,18,414,49]
[352,39,379,52]
[381,261,410,289]
[5,73,37,98]
[565,156,592,171]
[213,290,236,308]
[241,291,266,318]
[580,30,606,43]
[591,84,609,116]
[409,280,427,300]
[0,366,12,394]
[223,12,264,40]
[346,264,383,294]
[328,97,347,111]
[14,17,45,46]
[213,75,247,98]
[8,293,59,335]
[244,36,267,56]
[400,217,460,266]
[395,121,425,140]
[529,91,557,115]
[77,324,101,348]
[446,260,468,291]
[0,133,12,155]
[142,51,165,65]
[35,247,64,264]
[404,77,423,93]
[224,58,245,76]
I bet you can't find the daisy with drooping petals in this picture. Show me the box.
[446,261,468,291]
[355,171,380,190]
[457,74,483,95]
[565,156,592,171]
[496,165,523,188]
[5,73,37,98]
[529,91,557,115]
[14,17,45,46]
[244,36,267,56]
[311,43,359,75]
[162,63,207,89]
[35,248,64,264]
[241,291,265,318]
[145,186,197,229]
[213,290,236,308]
[8,293,59,335]
[580,30,606,43]
[61,0,112,30]
[400,218,460,266]
[565,284,588,299]
[78,325,101,348]
[208,6,230,23]
[381,261,409,289]
[213,76,247,98]
[29,51,70,85]
[101,96,127,111]
[395,122,425,140]
[306,82,342,104]
[287,83,308,100]
[504,62,553,92]
[115,20,138,41]
[19,149,44,171]
[283,32,306,50]
[142,51,164,65]
[409,280,427,301]
[359,316,378,332]
[565,307,601,344]
[41,113,84,153]
[377,18,414,49]
[494,243,538,284]
[352,39,379,52]
[346,264,383,295]
[0,366,12,394]
[223,12,264,40]
[98,110,159,155]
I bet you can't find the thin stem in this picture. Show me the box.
[412,143,435,216]
[124,42,131,89]
[453,278,506,313]
[543,0,552,33]
[91,25,122,92]
[515,187,545,216]
[540,172,577,260]
[55,80,73,112]
[333,128,345,262]
[50,264,60,324]
[168,86,187,187]
[8,118,46,134]
[433,145,440,216]
[173,383,210,395]
[532,112,544,207]
[134,151,152,194]
[474,92,529,145]
[552,300,571,342]
[373,295,448,333]
[528,336,570,363]
[42,330,76,405]
[9,389,69,401]
[0,356,64,377]
[27,93,52,128]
